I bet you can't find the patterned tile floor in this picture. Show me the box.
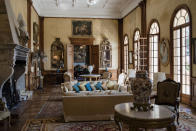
[1,85,196,131]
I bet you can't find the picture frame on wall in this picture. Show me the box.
[129,51,133,64]
[192,38,196,64]
[72,21,92,36]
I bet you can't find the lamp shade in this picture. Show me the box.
[128,69,136,78]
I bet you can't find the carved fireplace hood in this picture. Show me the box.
[0,0,29,100]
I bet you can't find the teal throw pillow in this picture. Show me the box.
[95,82,103,90]
[73,83,80,93]
[85,82,92,91]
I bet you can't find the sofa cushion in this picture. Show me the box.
[95,82,103,90]
[79,82,87,91]
[73,83,80,93]
[85,82,92,91]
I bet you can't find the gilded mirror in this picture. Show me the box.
[51,38,64,68]
[100,38,112,68]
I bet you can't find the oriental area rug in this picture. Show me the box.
[22,112,196,131]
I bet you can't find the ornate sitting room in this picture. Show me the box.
[0,0,196,131]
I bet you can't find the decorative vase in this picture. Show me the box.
[88,65,94,74]
[130,70,152,111]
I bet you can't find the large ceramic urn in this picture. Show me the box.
[131,70,152,111]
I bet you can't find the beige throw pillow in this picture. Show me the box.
[107,80,115,90]
[90,81,97,90]
[107,80,118,90]
[78,82,87,91]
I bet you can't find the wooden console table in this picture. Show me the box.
[114,103,176,131]
[43,70,65,85]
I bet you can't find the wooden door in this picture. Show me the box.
[90,45,99,74]
[67,44,74,79]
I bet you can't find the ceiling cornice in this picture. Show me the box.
[120,0,142,18]
[39,8,121,19]
[32,0,41,15]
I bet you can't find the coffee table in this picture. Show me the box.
[114,103,176,131]
[80,74,101,81]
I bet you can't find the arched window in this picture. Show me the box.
[148,21,160,81]
[172,7,191,96]
[133,29,140,70]
[123,35,129,73]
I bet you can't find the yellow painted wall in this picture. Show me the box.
[123,7,141,69]
[31,7,39,52]
[44,18,119,70]
[10,0,27,30]
[146,0,196,76]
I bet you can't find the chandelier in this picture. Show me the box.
[87,0,97,5]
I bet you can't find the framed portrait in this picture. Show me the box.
[72,21,92,36]
[159,39,169,66]
[129,51,133,64]
[192,38,196,64]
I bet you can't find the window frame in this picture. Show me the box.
[170,5,192,103]
[123,34,129,73]
[133,28,141,70]
[148,19,160,80]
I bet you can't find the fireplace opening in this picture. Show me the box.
[2,60,27,109]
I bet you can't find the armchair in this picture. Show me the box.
[155,78,181,124]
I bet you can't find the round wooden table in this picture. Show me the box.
[80,74,101,81]
[114,103,176,131]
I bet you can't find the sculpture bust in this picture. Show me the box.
[131,70,152,111]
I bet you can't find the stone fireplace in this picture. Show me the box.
[0,0,29,109]
[0,44,29,109]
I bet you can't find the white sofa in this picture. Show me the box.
[61,80,132,122]
[62,94,133,122]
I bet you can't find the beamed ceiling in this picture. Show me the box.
[32,0,142,19]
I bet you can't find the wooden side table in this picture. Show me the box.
[114,103,176,131]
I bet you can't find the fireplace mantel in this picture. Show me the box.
[69,37,95,45]
[0,44,29,97]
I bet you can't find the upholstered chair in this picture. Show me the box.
[154,78,181,124]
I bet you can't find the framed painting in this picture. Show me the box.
[159,39,169,66]
[33,22,39,44]
[72,21,92,36]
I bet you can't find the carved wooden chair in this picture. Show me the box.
[154,78,181,124]
[101,71,112,81]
